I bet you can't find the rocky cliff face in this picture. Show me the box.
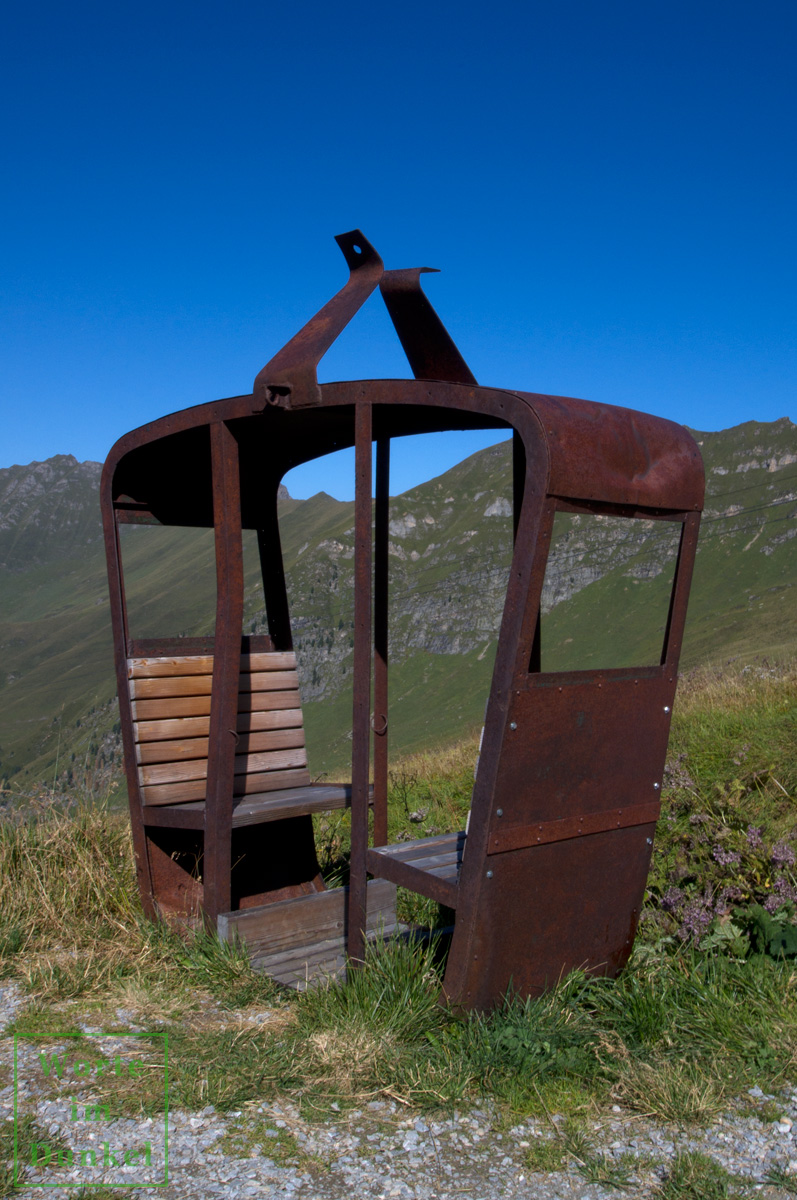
[0,455,103,571]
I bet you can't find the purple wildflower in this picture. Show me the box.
[677,897,713,944]
[661,887,685,913]
[772,841,796,868]
[712,844,741,866]
[746,825,763,850]
[714,885,743,913]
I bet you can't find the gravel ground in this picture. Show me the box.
[3,980,797,1199]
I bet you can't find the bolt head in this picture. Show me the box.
[664,706,671,713]
[496,808,503,817]
[509,721,518,730]
[486,870,493,879]
[653,782,660,790]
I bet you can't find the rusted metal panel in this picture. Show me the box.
[444,824,656,1010]
[522,392,704,512]
[493,672,674,830]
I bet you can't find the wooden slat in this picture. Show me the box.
[374,832,466,862]
[139,746,308,788]
[131,695,212,721]
[237,690,302,713]
[129,656,214,678]
[129,669,298,700]
[128,651,297,679]
[240,670,299,694]
[218,880,397,961]
[136,728,306,766]
[233,765,312,795]
[142,767,311,807]
[366,832,465,910]
[131,689,301,722]
[134,708,304,744]
[228,785,350,825]
[143,784,366,827]
[244,652,297,672]
[130,674,213,700]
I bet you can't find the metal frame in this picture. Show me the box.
[101,230,704,1008]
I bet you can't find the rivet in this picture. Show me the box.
[646,837,653,845]
[496,808,503,817]
[510,721,517,730]
[486,870,493,879]
[664,706,671,713]
[653,782,660,790]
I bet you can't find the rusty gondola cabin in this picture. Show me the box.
[101,231,704,1010]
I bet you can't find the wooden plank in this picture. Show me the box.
[130,674,213,700]
[131,689,301,722]
[136,728,306,767]
[142,784,353,826]
[233,765,312,795]
[141,778,208,805]
[238,690,302,713]
[240,670,299,694]
[131,695,213,721]
[218,880,397,961]
[374,832,466,862]
[137,735,208,765]
[128,651,297,678]
[254,922,402,989]
[134,707,303,743]
[229,786,350,825]
[129,655,215,678]
[141,766,312,806]
[366,839,462,910]
[131,669,298,699]
[139,745,308,788]
[243,652,297,672]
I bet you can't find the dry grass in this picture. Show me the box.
[612,1056,729,1126]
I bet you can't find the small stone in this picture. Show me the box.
[612,1104,622,1113]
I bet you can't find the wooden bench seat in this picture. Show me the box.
[366,831,466,909]
[142,782,361,829]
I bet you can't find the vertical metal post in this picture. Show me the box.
[662,511,701,668]
[204,421,244,923]
[373,436,390,846]
[348,402,373,963]
[257,482,293,651]
[512,430,525,545]
[101,500,155,915]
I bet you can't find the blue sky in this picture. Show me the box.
[1,1,794,498]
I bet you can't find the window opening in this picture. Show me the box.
[117,523,217,641]
[539,511,683,671]
[241,528,267,638]
[278,430,516,781]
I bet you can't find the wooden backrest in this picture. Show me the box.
[128,651,311,806]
